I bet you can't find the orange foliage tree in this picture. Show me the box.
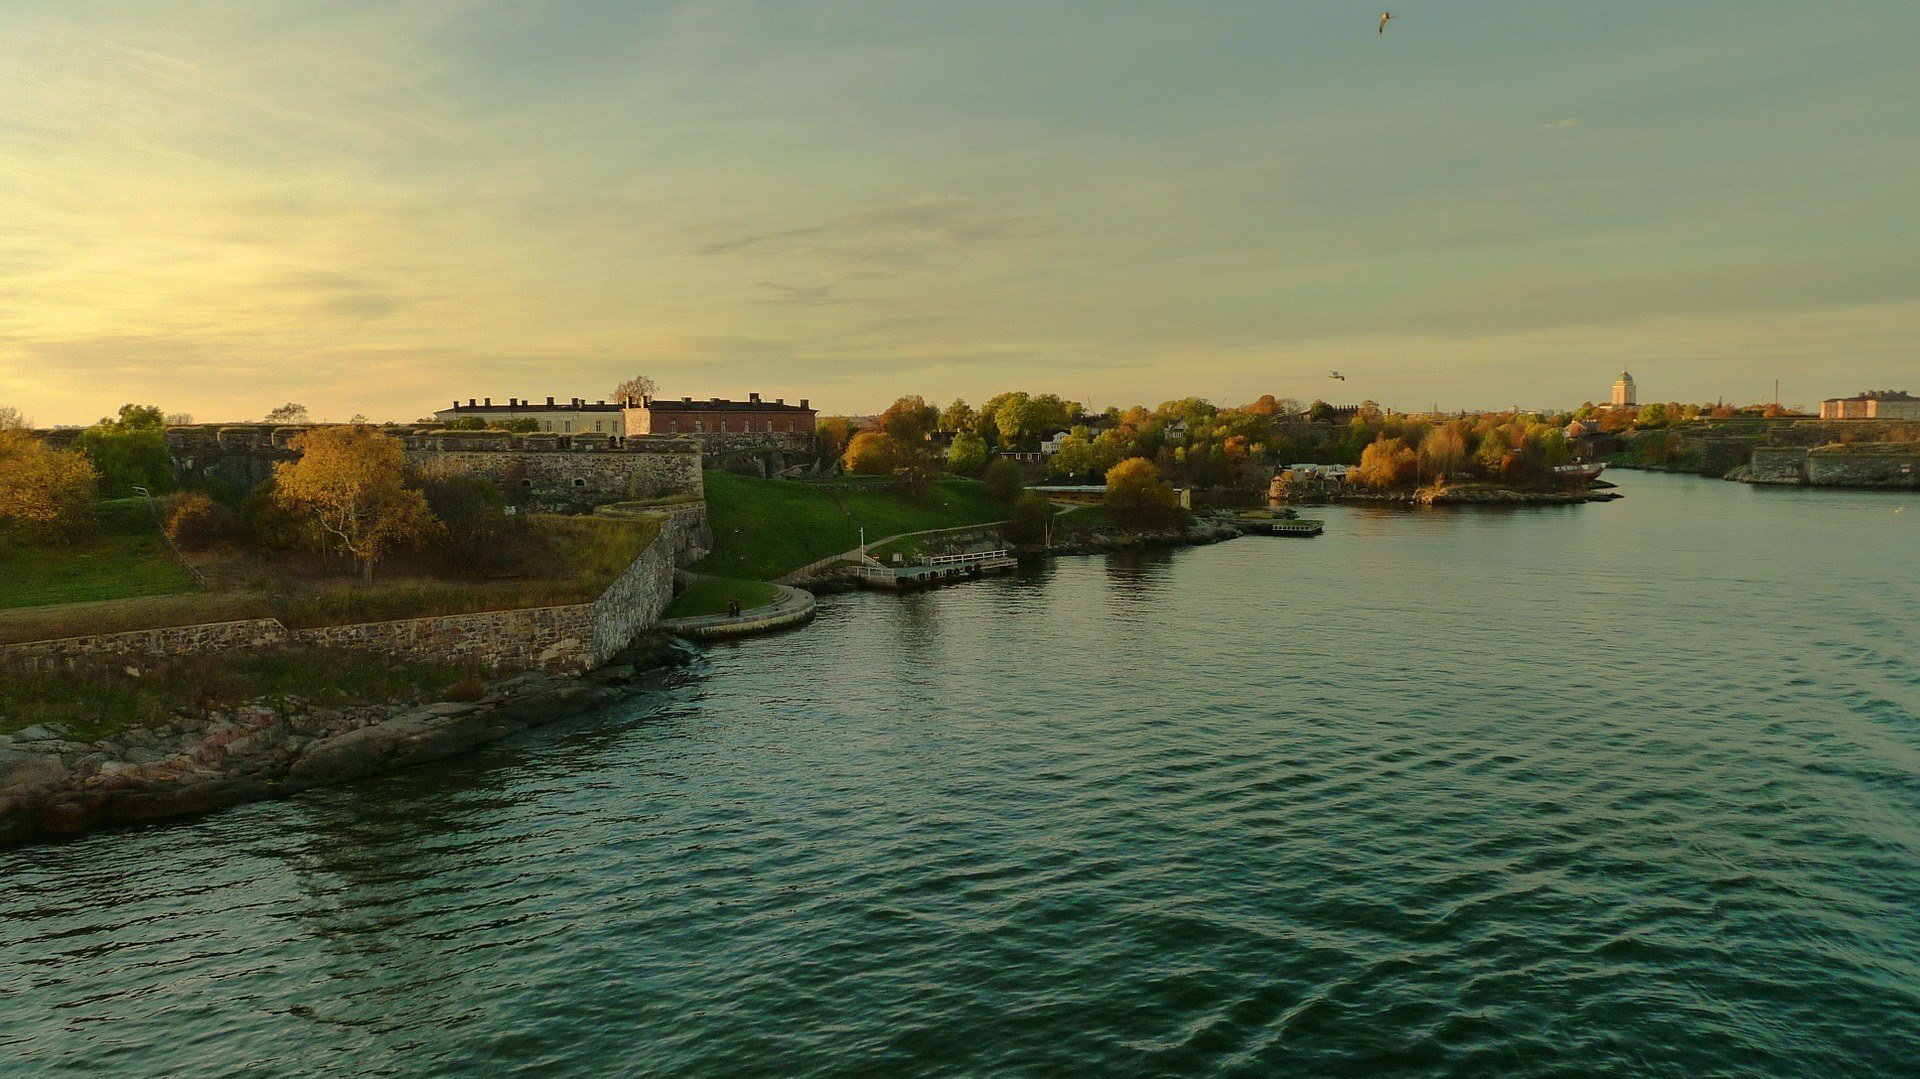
[274,427,438,581]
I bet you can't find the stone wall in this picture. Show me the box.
[1748,446,1810,484]
[0,507,709,675]
[1746,444,1920,488]
[0,619,290,672]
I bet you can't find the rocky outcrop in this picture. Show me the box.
[0,636,691,850]
[1023,516,1246,557]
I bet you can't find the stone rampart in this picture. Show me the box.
[0,619,290,672]
[1745,444,1920,488]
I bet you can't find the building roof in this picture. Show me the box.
[1823,389,1914,402]
[440,398,621,413]
[641,395,814,413]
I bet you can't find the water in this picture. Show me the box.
[3,472,1918,1076]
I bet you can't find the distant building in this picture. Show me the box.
[1040,431,1072,456]
[1820,390,1920,420]
[624,393,816,449]
[1163,419,1190,443]
[434,396,625,435]
[1612,371,1637,408]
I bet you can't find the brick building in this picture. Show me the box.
[623,393,815,448]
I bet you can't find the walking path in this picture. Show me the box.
[773,520,1009,586]
[658,575,817,640]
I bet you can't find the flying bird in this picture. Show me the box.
[1378,12,1394,34]
[1329,371,1347,381]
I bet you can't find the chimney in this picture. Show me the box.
[800,399,810,409]
[749,392,761,404]
[468,398,477,407]
[682,396,692,404]
[711,397,724,404]
[776,398,785,405]
[484,397,492,406]
[547,396,555,406]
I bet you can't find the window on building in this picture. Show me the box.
[595,421,603,432]
[694,420,703,432]
[564,420,572,432]
[544,421,553,431]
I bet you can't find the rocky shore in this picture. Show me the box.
[0,635,689,850]
[1278,482,1617,507]
[1023,515,1246,557]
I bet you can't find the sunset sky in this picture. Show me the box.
[2,2,1916,425]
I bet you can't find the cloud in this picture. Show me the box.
[1536,117,1580,130]
[699,195,1040,268]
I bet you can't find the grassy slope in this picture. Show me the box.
[0,499,193,610]
[696,471,1007,580]
[664,577,781,619]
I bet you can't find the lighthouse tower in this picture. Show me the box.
[1612,371,1637,408]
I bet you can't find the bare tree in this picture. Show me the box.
[265,403,310,424]
[0,405,29,431]
[165,411,194,426]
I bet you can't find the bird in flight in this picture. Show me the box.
[1329,371,1348,381]
[1379,12,1395,34]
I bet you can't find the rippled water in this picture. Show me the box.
[4,472,1918,1076]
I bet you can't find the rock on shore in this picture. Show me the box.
[0,635,691,850]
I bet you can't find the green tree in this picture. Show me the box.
[1004,491,1052,545]
[938,399,976,434]
[75,407,171,496]
[1046,435,1095,479]
[1637,402,1671,428]
[982,457,1024,503]
[946,432,988,475]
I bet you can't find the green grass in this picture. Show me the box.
[0,648,478,743]
[664,576,780,619]
[696,471,1008,580]
[0,499,194,610]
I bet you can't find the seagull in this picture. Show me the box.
[1379,11,1394,34]
[1329,371,1347,381]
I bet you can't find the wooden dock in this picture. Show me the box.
[851,549,1018,590]
[1235,515,1325,537]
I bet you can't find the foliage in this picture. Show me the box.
[946,432,989,475]
[844,430,905,476]
[815,416,855,462]
[74,407,172,496]
[614,373,657,404]
[265,403,310,424]
[0,405,29,431]
[982,457,1025,503]
[494,417,542,433]
[876,395,940,444]
[274,427,439,581]
[164,494,240,551]
[446,416,488,430]
[939,399,976,434]
[0,430,98,532]
[419,474,541,577]
[1004,491,1052,545]
[1104,457,1180,528]
[1355,438,1419,489]
[1046,435,1095,479]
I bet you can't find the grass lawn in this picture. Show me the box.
[664,576,781,619]
[0,649,478,743]
[697,471,1008,580]
[0,499,194,611]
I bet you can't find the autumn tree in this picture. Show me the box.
[1418,425,1467,480]
[274,427,438,581]
[265,403,311,424]
[1104,457,1180,528]
[876,395,940,444]
[0,430,97,534]
[0,406,29,431]
[843,430,904,476]
[613,373,657,405]
[1354,438,1418,490]
[815,417,855,462]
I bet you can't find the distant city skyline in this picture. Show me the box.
[3,2,1916,425]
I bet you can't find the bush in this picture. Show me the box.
[1004,492,1052,545]
[946,432,988,476]
[982,457,1024,503]
[420,474,544,577]
[165,494,240,551]
[1104,457,1180,529]
[0,430,97,535]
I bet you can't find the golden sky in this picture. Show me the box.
[3,2,1916,424]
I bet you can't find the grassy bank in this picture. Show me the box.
[0,649,477,743]
[697,471,1006,580]
[0,499,194,610]
[664,576,781,619]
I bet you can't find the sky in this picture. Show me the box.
[1,1,1916,425]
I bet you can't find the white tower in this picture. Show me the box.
[1612,371,1637,408]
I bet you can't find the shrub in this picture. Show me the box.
[946,432,988,476]
[443,671,486,702]
[1104,457,1180,528]
[982,457,1024,503]
[0,430,97,535]
[1004,492,1052,545]
[165,494,240,551]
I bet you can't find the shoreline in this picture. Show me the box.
[0,635,690,851]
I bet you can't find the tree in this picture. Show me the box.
[1105,457,1180,528]
[274,427,438,581]
[815,417,855,462]
[982,457,1024,503]
[1046,435,1094,479]
[1637,402,1671,428]
[0,430,97,533]
[1354,438,1418,489]
[1307,400,1336,423]
[843,430,904,476]
[164,412,194,426]
[939,399,976,434]
[265,403,311,424]
[946,432,988,475]
[876,395,940,444]
[1418,425,1467,480]
[446,416,488,431]
[0,406,28,431]
[614,373,657,405]
[75,407,171,495]
[1004,492,1052,545]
